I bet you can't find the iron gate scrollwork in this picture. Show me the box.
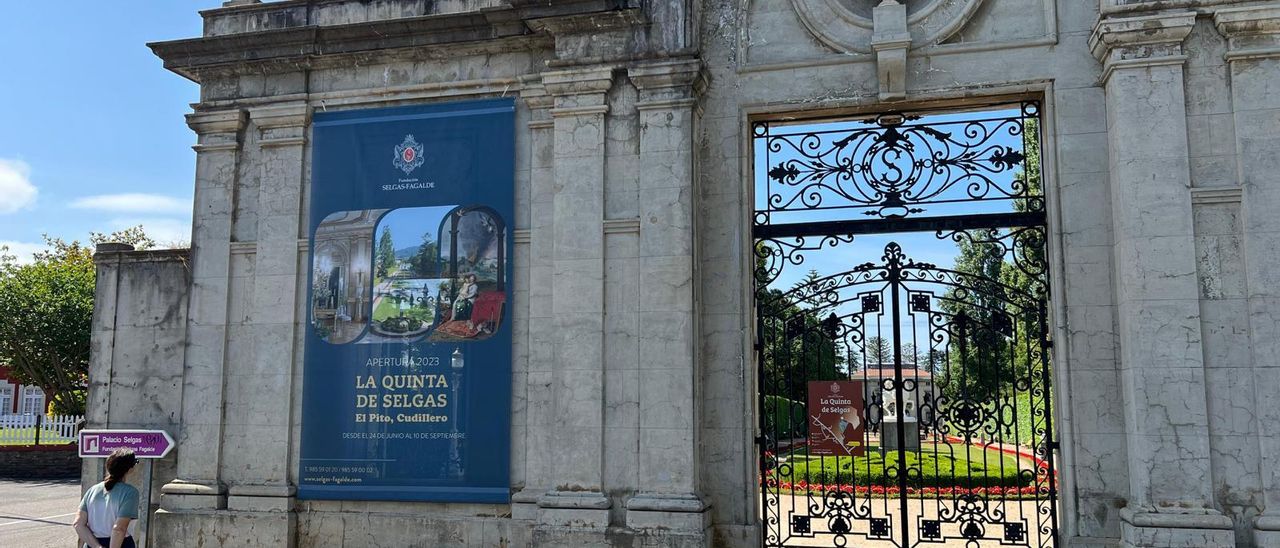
[754,102,1058,548]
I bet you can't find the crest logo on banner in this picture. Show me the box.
[394,134,425,175]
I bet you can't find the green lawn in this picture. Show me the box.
[779,443,1027,488]
[0,427,74,446]
[372,297,434,324]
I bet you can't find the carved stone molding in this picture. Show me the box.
[187,109,246,152]
[1089,11,1196,83]
[628,58,709,109]
[542,65,615,115]
[789,0,986,54]
[249,102,310,148]
[1215,5,1280,61]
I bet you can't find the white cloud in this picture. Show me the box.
[0,240,47,265]
[0,159,38,214]
[71,193,192,215]
[108,217,192,248]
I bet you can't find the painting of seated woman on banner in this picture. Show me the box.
[428,206,507,342]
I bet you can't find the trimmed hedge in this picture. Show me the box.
[777,444,1029,488]
[763,395,806,438]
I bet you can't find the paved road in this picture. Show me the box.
[0,478,80,547]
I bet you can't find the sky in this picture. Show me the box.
[375,205,454,254]
[0,2,224,263]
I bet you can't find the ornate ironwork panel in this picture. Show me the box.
[754,103,1058,548]
[754,102,1043,226]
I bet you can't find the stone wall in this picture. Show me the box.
[82,0,1280,547]
[86,246,190,548]
[0,445,80,479]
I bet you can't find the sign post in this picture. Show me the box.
[78,429,174,459]
[78,429,172,548]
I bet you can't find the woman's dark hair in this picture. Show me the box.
[104,449,138,492]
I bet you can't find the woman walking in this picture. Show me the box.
[73,448,139,548]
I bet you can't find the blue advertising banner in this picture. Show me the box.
[299,99,514,503]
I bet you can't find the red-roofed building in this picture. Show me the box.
[0,364,49,415]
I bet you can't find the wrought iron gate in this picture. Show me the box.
[754,103,1058,547]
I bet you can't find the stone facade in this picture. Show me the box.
[83,0,1280,546]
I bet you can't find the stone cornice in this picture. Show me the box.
[150,1,635,83]
[187,109,247,136]
[628,58,709,106]
[1089,11,1196,82]
[92,247,191,266]
[524,8,643,36]
[542,66,616,98]
[248,103,310,129]
[1100,0,1257,17]
[526,6,645,63]
[1215,5,1280,61]
[519,76,555,112]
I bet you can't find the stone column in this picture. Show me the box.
[624,58,710,536]
[536,66,614,528]
[513,80,555,520]
[225,102,309,513]
[1214,7,1280,546]
[161,109,246,511]
[1089,12,1234,547]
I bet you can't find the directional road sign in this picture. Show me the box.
[79,429,174,459]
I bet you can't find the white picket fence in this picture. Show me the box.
[0,414,82,445]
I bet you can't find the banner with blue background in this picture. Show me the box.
[299,99,513,503]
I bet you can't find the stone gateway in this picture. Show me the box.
[85,0,1280,547]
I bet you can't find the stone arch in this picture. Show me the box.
[788,0,987,53]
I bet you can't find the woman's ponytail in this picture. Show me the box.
[104,449,138,492]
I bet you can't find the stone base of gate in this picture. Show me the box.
[537,490,611,528]
[1254,513,1280,548]
[151,508,295,546]
[1119,508,1235,547]
[625,493,710,533]
[532,526,709,548]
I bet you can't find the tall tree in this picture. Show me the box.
[754,259,845,405]
[409,231,438,277]
[376,226,395,278]
[863,336,892,366]
[1000,118,1049,386]
[0,227,154,415]
[938,120,1046,403]
[942,233,1008,402]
